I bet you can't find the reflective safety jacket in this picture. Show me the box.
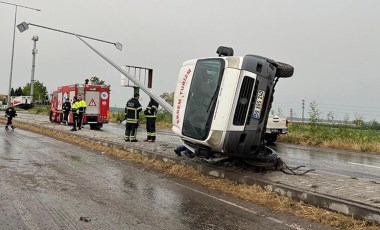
[144,99,159,118]
[125,98,142,123]
[78,99,86,114]
[72,101,80,114]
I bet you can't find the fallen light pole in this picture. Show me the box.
[76,35,173,114]
[17,22,122,51]
[16,21,173,113]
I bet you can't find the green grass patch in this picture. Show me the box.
[283,123,380,153]
[18,105,50,115]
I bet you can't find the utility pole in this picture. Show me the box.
[0,1,41,106]
[302,100,305,124]
[30,35,38,103]
[290,108,293,123]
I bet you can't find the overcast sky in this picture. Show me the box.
[1,0,379,121]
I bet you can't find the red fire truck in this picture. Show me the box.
[49,83,111,129]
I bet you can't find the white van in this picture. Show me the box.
[172,47,293,161]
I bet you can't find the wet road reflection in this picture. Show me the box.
[272,143,380,182]
[5,113,380,184]
[0,127,329,229]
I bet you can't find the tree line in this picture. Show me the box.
[1,80,49,105]
[9,80,49,102]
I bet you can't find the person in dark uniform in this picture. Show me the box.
[5,106,17,130]
[62,98,71,125]
[124,93,142,142]
[144,97,159,142]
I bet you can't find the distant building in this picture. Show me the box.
[0,94,6,110]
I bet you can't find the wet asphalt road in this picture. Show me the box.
[6,113,380,183]
[109,121,380,183]
[110,124,380,182]
[271,143,380,183]
[0,128,330,230]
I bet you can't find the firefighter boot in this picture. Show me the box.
[5,126,9,130]
[11,125,15,130]
[144,135,155,142]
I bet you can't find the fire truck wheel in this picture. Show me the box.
[275,62,294,78]
[90,124,102,130]
[49,111,54,123]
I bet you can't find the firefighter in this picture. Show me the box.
[5,106,17,130]
[124,93,142,142]
[144,97,159,142]
[77,95,86,130]
[70,96,79,131]
[62,98,71,125]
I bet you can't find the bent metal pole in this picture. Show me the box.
[28,23,118,48]
[17,22,122,51]
[76,35,173,114]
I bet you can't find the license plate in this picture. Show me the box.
[270,129,281,133]
[252,90,265,120]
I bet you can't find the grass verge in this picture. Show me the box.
[1,118,378,230]
[281,123,380,153]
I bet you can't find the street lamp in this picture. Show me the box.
[16,21,172,113]
[17,21,122,105]
[17,22,122,51]
[0,1,41,106]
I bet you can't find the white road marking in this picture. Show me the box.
[173,181,258,215]
[174,181,304,230]
[347,162,380,169]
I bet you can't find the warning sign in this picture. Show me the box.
[88,99,97,106]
